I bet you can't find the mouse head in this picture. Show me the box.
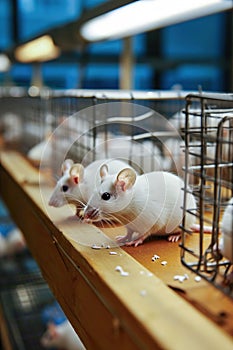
[48,159,84,208]
[83,164,137,223]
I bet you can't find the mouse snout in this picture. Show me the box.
[83,206,100,222]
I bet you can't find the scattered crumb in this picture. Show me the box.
[91,244,101,250]
[152,254,160,262]
[92,243,112,249]
[173,274,189,283]
[161,261,167,266]
[194,276,202,282]
[139,270,153,277]
[115,265,129,277]
[109,251,117,255]
[147,272,153,277]
[101,244,110,249]
[140,290,147,297]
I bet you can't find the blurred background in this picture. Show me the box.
[0,0,232,91]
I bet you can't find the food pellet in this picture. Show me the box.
[91,244,101,249]
[173,274,189,283]
[115,265,129,277]
[195,276,202,282]
[140,290,147,297]
[152,254,160,261]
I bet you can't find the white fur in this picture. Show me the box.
[84,169,196,245]
[48,159,130,209]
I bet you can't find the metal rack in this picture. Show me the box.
[180,92,233,298]
[0,87,194,180]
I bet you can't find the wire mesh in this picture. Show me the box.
[180,92,233,298]
[0,88,191,179]
[0,282,56,350]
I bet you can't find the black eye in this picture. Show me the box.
[62,185,69,192]
[101,192,111,201]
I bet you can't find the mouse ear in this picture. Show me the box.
[115,168,136,192]
[69,164,84,185]
[100,164,108,179]
[61,159,74,174]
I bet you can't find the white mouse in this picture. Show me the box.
[40,320,85,350]
[219,198,233,261]
[48,158,131,216]
[83,166,197,246]
[0,227,26,257]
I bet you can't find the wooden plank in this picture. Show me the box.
[1,150,233,350]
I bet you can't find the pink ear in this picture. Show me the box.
[115,168,136,192]
[115,180,127,192]
[73,176,79,184]
[69,164,84,185]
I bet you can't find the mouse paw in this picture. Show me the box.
[122,232,146,247]
[125,237,145,247]
[115,235,128,245]
[167,233,181,242]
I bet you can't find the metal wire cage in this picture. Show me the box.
[0,87,193,177]
[44,89,188,176]
[180,92,233,298]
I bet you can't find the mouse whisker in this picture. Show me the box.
[101,212,125,227]
[65,195,86,208]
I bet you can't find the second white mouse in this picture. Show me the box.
[48,158,131,216]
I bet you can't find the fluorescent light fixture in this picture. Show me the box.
[14,35,61,63]
[81,0,232,41]
[0,54,11,71]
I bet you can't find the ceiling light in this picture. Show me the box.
[80,0,232,42]
[14,35,61,63]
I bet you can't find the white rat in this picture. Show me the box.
[40,320,85,350]
[83,165,197,246]
[48,158,131,216]
[219,198,233,262]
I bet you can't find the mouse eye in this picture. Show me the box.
[62,185,69,192]
[101,192,111,201]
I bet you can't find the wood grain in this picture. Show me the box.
[1,150,233,350]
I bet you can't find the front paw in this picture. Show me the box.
[167,233,181,242]
[116,231,144,247]
[115,235,128,245]
[125,237,145,247]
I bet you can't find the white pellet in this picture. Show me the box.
[152,254,160,261]
[140,290,147,297]
[91,244,101,249]
[115,265,129,277]
[194,276,202,282]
